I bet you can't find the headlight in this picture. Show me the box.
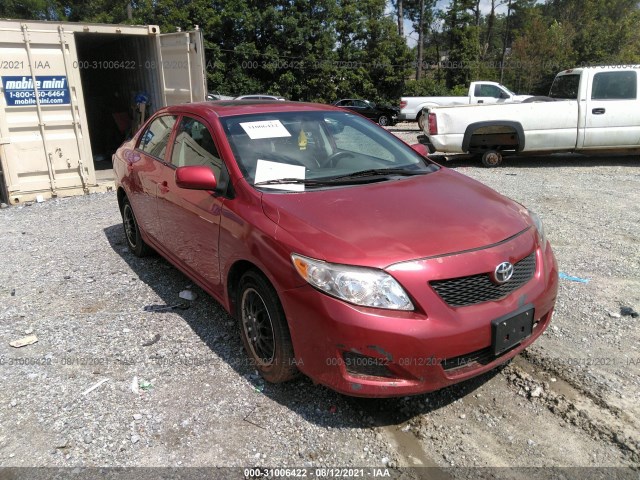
[528,209,546,245]
[291,254,414,311]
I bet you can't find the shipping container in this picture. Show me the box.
[0,19,206,204]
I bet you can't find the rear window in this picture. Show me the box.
[549,74,581,100]
[138,115,177,159]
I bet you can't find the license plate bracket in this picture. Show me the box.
[491,306,534,356]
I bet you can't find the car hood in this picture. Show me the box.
[261,168,532,268]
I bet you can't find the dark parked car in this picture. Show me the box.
[114,100,558,397]
[332,99,399,126]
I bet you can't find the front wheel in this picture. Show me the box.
[481,150,503,168]
[377,115,390,127]
[236,271,298,383]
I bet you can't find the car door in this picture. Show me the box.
[472,84,508,105]
[156,114,227,287]
[581,70,640,148]
[132,114,178,244]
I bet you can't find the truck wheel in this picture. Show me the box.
[481,150,503,168]
[417,114,425,132]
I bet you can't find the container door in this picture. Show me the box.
[0,24,95,203]
[158,30,206,106]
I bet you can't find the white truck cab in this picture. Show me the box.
[399,81,531,130]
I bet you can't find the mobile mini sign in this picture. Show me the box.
[2,76,71,106]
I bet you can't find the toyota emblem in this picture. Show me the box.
[494,262,514,284]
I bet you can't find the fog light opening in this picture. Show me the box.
[342,352,395,379]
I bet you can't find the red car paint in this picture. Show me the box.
[113,101,558,398]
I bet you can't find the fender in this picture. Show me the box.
[462,121,526,152]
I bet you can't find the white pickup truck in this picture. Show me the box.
[424,66,640,166]
[399,81,531,130]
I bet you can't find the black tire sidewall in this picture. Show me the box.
[236,271,297,383]
[122,199,149,257]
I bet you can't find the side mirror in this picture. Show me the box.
[175,166,217,190]
[410,143,429,158]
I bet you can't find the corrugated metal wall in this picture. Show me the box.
[0,24,95,203]
[0,21,165,204]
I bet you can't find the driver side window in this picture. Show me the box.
[475,84,502,98]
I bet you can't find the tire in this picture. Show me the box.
[236,270,298,383]
[481,150,503,168]
[121,198,151,257]
[417,113,425,132]
[377,115,390,127]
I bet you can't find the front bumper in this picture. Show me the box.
[280,231,558,397]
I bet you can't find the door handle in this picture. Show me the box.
[592,108,605,115]
[158,180,169,194]
[478,100,484,104]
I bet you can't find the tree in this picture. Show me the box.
[508,10,575,94]
[442,0,479,88]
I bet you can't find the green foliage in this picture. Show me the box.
[403,76,449,96]
[2,0,639,102]
[449,84,469,96]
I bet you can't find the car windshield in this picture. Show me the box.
[221,111,437,191]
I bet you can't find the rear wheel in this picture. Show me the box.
[417,113,425,132]
[377,115,390,126]
[481,150,503,168]
[236,271,298,383]
[121,198,151,257]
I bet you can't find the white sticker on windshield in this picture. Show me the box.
[240,120,291,140]
[254,160,305,191]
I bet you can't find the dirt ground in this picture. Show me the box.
[0,124,638,478]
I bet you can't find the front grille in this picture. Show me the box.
[430,252,536,307]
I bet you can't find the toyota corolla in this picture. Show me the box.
[113,101,558,397]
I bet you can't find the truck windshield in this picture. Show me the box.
[549,74,580,99]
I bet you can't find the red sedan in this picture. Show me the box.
[113,101,558,397]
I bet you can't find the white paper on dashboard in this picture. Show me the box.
[240,120,291,140]
[254,159,305,191]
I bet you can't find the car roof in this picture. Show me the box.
[161,101,342,120]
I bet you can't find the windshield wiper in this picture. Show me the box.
[254,168,433,188]
[330,168,431,181]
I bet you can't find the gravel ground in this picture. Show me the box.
[1,124,638,475]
